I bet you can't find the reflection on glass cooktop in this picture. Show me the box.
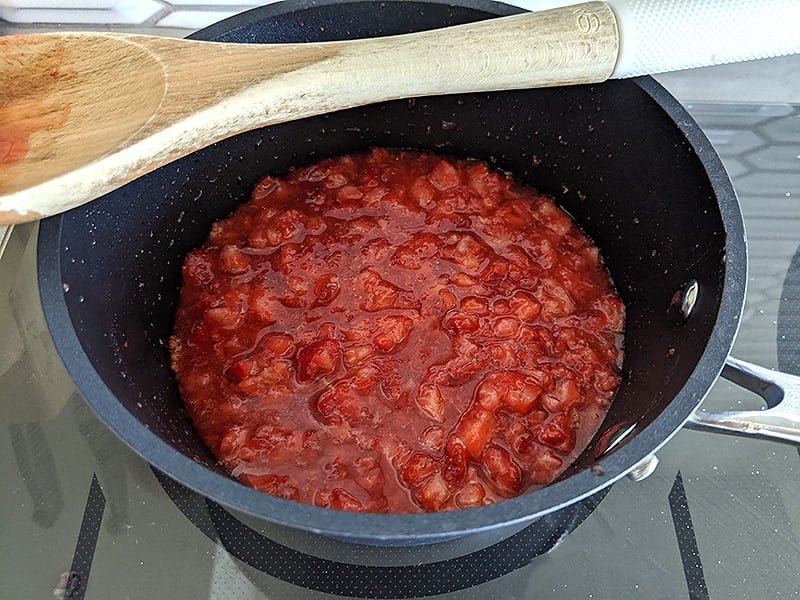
[0,103,798,600]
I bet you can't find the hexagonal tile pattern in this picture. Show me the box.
[758,111,800,144]
[0,0,265,25]
[703,129,764,157]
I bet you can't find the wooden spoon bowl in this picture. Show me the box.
[2,35,165,196]
[0,2,618,224]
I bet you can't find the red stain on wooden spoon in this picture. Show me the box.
[0,127,30,168]
[0,36,72,172]
[0,105,71,169]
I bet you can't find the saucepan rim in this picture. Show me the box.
[36,0,746,543]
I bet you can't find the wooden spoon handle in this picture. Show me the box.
[0,2,618,224]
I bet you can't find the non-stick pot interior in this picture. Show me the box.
[38,0,743,540]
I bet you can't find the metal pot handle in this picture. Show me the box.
[685,356,800,445]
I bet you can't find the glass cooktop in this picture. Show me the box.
[0,45,798,600]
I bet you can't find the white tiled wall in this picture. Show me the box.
[0,0,272,29]
[0,0,615,30]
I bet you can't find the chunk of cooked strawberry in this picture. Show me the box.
[503,376,542,415]
[236,359,293,396]
[475,371,540,415]
[538,277,576,318]
[428,159,461,191]
[313,273,341,307]
[353,455,385,494]
[400,452,439,488]
[410,176,437,207]
[593,367,621,398]
[443,312,480,334]
[454,482,487,508]
[413,472,450,512]
[344,344,375,367]
[437,289,457,310]
[537,413,578,454]
[377,362,409,409]
[357,269,418,312]
[220,244,250,274]
[204,293,246,329]
[390,232,441,270]
[261,333,294,356]
[493,316,521,339]
[460,296,490,315]
[349,363,381,392]
[242,473,300,501]
[488,343,518,368]
[203,306,241,330]
[475,377,503,411]
[416,382,445,422]
[337,185,364,202]
[491,298,512,315]
[323,457,349,480]
[280,274,313,309]
[251,175,281,201]
[542,379,582,412]
[316,381,370,425]
[527,444,564,485]
[454,407,496,460]
[325,488,367,512]
[482,443,522,495]
[269,209,306,245]
[182,250,216,288]
[452,272,479,288]
[218,426,250,460]
[419,426,445,452]
[373,315,414,352]
[444,233,489,271]
[479,259,510,287]
[506,422,535,456]
[224,358,259,383]
[296,337,341,382]
[487,200,535,235]
[249,289,276,323]
[509,291,541,322]
[537,199,574,236]
[592,293,626,333]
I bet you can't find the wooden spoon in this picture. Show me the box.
[3,0,799,225]
[0,2,619,224]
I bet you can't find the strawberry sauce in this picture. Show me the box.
[169,148,625,513]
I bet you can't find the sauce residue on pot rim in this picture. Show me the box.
[169,148,625,513]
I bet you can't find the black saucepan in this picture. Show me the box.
[37,0,752,547]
